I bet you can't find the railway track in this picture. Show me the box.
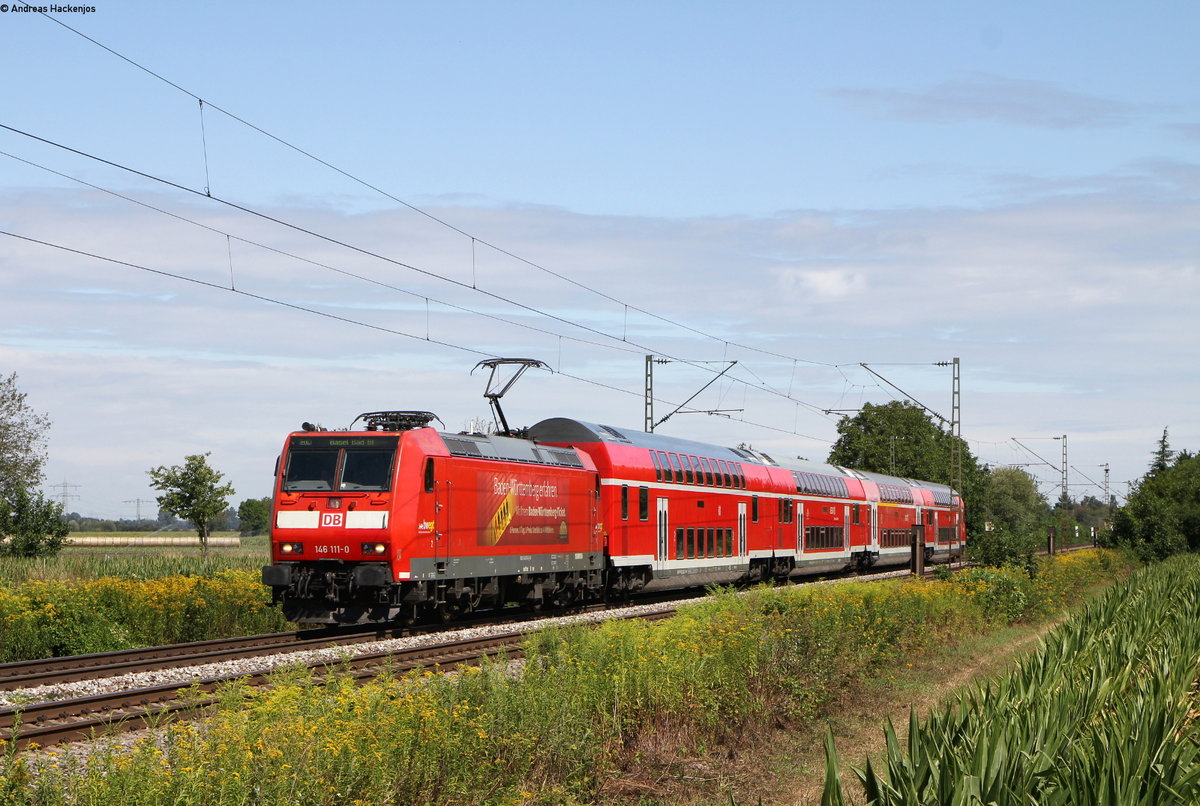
[0,624,402,689]
[0,629,541,749]
[0,604,678,751]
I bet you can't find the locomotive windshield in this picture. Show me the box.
[282,435,399,492]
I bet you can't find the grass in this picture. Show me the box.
[0,549,1135,805]
[822,554,1200,805]
[776,618,1068,805]
[0,533,268,584]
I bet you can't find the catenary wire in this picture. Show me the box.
[1,228,832,444]
[27,5,839,372]
[0,147,645,358]
[0,121,840,420]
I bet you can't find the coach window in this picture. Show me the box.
[686,527,696,559]
[621,485,629,520]
[707,527,716,557]
[734,463,745,489]
[751,495,759,523]
[699,457,714,486]
[688,456,703,485]
[675,527,685,559]
[423,459,435,493]
[682,456,694,485]
[638,486,649,521]
[717,460,731,488]
[668,453,685,483]
[650,452,664,483]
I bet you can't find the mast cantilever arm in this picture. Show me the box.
[654,361,737,429]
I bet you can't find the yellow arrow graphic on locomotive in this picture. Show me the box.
[484,491,518,546]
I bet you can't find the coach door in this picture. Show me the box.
[737,502,748,556]
[656,497,669,563]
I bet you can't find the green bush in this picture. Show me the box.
[0,571,291,661]
[965,526,1040,569]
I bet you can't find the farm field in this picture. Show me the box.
[0,549,1137,806]
[0,533,268,583]
[0,536,288,659]
[820,552,1200,805]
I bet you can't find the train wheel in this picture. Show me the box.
[435,602,458,623]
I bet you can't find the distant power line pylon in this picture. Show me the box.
[50,480,80,510]
[124,498,155,521]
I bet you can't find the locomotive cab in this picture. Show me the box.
[263,430,405,621]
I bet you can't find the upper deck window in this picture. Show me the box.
[668,453,685,483]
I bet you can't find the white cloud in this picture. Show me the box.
[774,267,868,302]
[834,73,1135,130]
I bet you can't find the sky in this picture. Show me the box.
[1,1,1197,519]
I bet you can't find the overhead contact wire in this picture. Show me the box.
[0,122,835,418]
[2,228,824,442]
[31,7,837,372]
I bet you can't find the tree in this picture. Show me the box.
[0,374,65,557]
[1110,447,1200,562]
[147,453,235,555]
[965,467,1048,567]
[984,467,1047,536]
[237,496,272,536]
[1150,427,1175,475]
[0,372,51,495]
[826,400,988,532]
[0,486,68,557]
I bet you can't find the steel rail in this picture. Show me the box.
[0,625,401,688]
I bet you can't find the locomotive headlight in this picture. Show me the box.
[279,542,303,555]
[361,542,388,555]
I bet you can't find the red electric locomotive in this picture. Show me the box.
[262,410,964,624]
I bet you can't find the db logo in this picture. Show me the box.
[320,512,345,528]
